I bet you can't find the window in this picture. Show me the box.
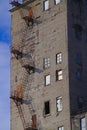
[76,69,82,80]
[74,24,82,40]
[43,0,49,11]
[15,76,17,82]
[54,0,61,5]
[44,101,50,115]
[56,53,62,64]
[85,0,87,8]
[44,58,50,69]
[58,126,64,130]
[56,97,63,112]
[75,53,82,66]
[45,75,50,85]
[80,117,86,130]
[56,70,63,81]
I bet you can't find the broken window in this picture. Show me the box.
[44,101,50,115]
[80,117,86,130]
[56,70,63,81]
[58,126,64,130]
[56,53,62,64]
[43,0,49,11]
[54,0,61,5]
[56,97,63,112]
[44,57,50,69]
[45,74,51,86]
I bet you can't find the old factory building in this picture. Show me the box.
[10,0,87,130]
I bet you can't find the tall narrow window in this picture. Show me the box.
[54,0,61,5]
[80,117,86,130]
[58,126,64,130]
[74,24,82,40]
[75,53,82,66]
[76,69,82,80]
[56,70,63,81]
[45,74,50,86]
[44,58,50,69]
[56,53,62,64]
[56,97,63,112]
[43,0,49,11]
[44,101,50,115]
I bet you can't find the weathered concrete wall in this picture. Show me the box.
[10,0,71,130]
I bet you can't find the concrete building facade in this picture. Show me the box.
[10,0,87,130]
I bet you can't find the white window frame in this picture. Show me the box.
[44,57,50,69]
[56,53,62,64]
[56,70,63,81]
[80,117,86,130]
[54,0,61,5]
[58,126,64,130]
[43,0,49,11]
[45,74,50,86]
[56,97,63,112]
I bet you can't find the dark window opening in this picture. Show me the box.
[75,53,82,66]
[73,24,83,40]
[76,69,82,80]
[44,101,50,115]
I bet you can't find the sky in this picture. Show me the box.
[0,0,11,130]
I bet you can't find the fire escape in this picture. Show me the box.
[10,1,37,130]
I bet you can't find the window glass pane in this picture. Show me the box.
[75,53,82,65]
[56,53,62,64]
[44,58,50,69]
[58,70,63,75]
[76,70,82,80]
[45,75,50,85]
[55,0,60,5]
[58,75,63,80]
[44,0,49,11]
[56,97,62,111]
[58,126,64,130]
[56,70,63,81]
[81,118,86,130]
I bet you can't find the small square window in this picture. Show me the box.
[56,70,63,81]
[58,126,64,130]
[44,101,50,115]
[44,58,50,69]
[56,53,62,64]
[56,97,63,112]
[54,0,61,5]
[45,75,50,86]
[43,0,49,11]
[80,117,86,130]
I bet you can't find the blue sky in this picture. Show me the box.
[0,0,11,130]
